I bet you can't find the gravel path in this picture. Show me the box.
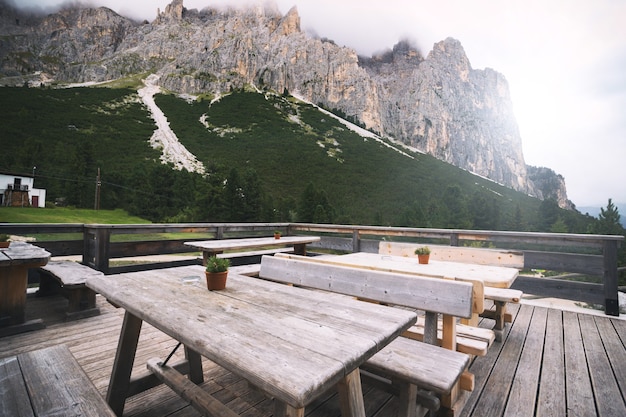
[138,74,206,174]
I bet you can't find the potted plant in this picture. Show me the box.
[414,246,431,264]
[205,256,230,290]
[0,234,10,248]
[274,230,282,239]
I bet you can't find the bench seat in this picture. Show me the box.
[402,316,495,357]
[0,344,116,417]
[38,260,103,320]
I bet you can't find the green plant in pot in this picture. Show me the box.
[274,230,282,239]
[414,246,431,264]
[205,256,230,290]
[0,234,10,248]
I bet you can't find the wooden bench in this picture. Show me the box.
[0,344,116,417]
[38,260,103,320]
[274,253,495,356]
[379,241,524,337]
[259,255,475,417]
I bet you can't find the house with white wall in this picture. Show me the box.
[0,171,46,208]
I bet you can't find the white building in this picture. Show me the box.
[0,171,46,208]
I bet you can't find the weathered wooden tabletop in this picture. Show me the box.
[184,235,320,252]
[329,252,519,288]
[86,265,416,409]
[0,241,50,267]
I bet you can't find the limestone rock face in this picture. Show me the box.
[0,0,565,201]
[527,166,574,210]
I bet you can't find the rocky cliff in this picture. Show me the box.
[0,0,569,203]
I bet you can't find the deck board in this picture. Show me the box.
[1,292,625,417]
[563,311,596,417]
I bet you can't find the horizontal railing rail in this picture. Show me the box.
[1,222,622,315]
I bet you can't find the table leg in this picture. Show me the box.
[274,402,305,417]
[337,368,366,417]
[184,346,204,384]
[293,243,307,256]
[0,266,45,336]
[202,250,222,266]
[106,311,143,416]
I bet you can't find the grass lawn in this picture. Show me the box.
[0,207,150,224]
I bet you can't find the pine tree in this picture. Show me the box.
[596,199,624,235]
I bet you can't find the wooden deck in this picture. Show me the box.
[1,292,625,417]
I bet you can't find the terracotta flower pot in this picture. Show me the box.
[205,271,228,290]
[274,234,281,239]
[417,254,430,264]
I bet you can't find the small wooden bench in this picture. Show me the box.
[38,260,103,320]
[0,344,116,417]
[259,255,475,417]
[379,241,524,337]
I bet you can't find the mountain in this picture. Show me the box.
[0,0,569,206]
[2,85,587,231]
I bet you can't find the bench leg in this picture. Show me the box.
[492,301,507,330]
[65,288,100,320]
[397,382,418,417]
[36,273,60,297]
[107,312,143,417]
[337,368,366,417]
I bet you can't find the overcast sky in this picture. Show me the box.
[12,0,626,209]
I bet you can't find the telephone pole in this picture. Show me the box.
[94,168,101,210]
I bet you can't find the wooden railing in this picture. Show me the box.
[0,222,622,316]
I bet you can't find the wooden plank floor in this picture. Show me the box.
[1,293,625,416]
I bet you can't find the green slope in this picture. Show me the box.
[0,86,592,231]
[156,90,541,227]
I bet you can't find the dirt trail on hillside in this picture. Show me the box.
[138,74,205,174]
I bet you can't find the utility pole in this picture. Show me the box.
[94,168,101,210]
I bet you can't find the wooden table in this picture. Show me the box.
[86,265,416,417]
[329,252,519,289]
[0,242,50,337]
[184,235,321,265]
[319,252,520,329]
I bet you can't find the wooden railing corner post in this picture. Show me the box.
[603,240,620,316]
[87,226,111,274]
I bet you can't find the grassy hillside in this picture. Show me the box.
[0,85,594,232]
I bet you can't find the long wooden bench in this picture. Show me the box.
[38,260,103,320]
[274,253,495,356]
[259,255,475,417]
[0,344,116,416]
[379,241,524,337]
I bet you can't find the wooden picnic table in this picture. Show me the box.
[0,242,50,337]
[329,252,519,289]
[86,265,416,417]
[184,235,320,265]
[316,252,520,331]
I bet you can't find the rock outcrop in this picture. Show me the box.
[0,0,568,202]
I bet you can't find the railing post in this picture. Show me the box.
[450,233,460,246]
[352,230,361,253]
[86,226,111,274]
[603,240,620,316]
[216,226,224,240]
